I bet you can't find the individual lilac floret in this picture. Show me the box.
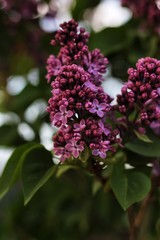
[46,19,108,86]
[66,139,84,158]
[98,121,110,136]
[121,0,160,34]
[89,99,107,117]
[117,57,160,134]
[91,140,111,159]
[46,55,62,83]
[53,106,73,126]
[74,120,86,132]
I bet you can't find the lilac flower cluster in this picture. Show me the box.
[2,0,38,20]
[2,0,57,21]
[121,0,160,34]
[46,19,108,86]
[117,57,160,135]
[47,20,120,161]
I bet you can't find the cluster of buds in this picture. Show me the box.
[46,19,108,86]
[121,0,160,34]
[47,19,120,161]
[117,57,160,135]
[1,0,38,20]
[2,0,57,19]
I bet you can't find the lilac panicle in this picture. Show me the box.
[117,57,160,135]
[47,20,120,161]
[121,0,160,34]
[46,19,108,86]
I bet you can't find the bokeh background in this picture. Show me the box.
[0,0,159,239]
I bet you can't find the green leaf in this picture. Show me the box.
[11,52,34,75]
[89,26,129,55]
[21,145,55,205]
[125,137,160,157]
[10,84,41,111]
[134,130,152,143]
[92,180,102,195]
[0,124,22,146]
[56,165,78,178]
[110,163,151,210]
[72,0,101,20]
[0,142,37,199]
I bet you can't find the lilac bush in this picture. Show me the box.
[0,15,160,240]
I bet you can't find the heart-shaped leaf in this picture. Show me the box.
[110,163,151,210]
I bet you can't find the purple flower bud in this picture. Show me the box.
[121,0,160,34]
[117,57,160,133]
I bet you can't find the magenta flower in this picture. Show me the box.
[74,120,86,132]
[53,106,73,126]
[84,80,99,91]
[150,120,160,135]
[121,0,160,34]
[54,147,70,162]
[117,57,160,134]
[98,121,110,136]
[65,139,84,158]
[89,99,107,117]
[92,140,110,159]
[46,55,62,83]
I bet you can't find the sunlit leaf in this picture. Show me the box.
[134,130,152,143]
[56,165,79,178]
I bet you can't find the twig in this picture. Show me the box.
[128,175,158,240]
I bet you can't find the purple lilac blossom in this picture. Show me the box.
[66,139,84,158]
[121,0,160,34]
[89,99,107,117]
[117,57,160,135]
[53,106,73,126]
[47,20,120,161]
[46,19,108,85]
